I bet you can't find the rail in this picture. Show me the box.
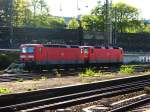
[0,74,149,112]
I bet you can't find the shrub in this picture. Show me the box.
[55,70,61,78]
[79,68,95,77]
[27,88,37,92]
[16,78,24,82]
[143,71,150,74]
[120,65,135,74]
[40,76,48,80]
[0,88,12,94]
[79,69,105,77]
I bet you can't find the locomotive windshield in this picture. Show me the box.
[21,47,34,53]
[84,47,88,54]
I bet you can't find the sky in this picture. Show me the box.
[46,0,150,19]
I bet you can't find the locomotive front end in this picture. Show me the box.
[20,45,35,62]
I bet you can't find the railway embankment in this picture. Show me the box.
[0,69,149,94]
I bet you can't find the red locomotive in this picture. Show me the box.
[20,44,124,70]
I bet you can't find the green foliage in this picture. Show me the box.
[0,70,4,75]
[16,78,24,82]
[67,18,79,29]
[0,87,12,94]
[111,2,142,33]
[119,65,135,74]
[27,87,37,91]
[48,17,66,29]
[1,0,148,32]
[13,0,27,27]
[79,69,104,77]
[0,0,69,29]
[79,68,95,77]
[40,76,48,80]
[140,24,150,33]
[81,15,102,31]
[143,71,150,74]
[144,86,150,94]
[81,2,142,33]
[55,70,61,78]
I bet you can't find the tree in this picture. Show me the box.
[90,1,106,31]
[81,15,102,31]
[0,0,9,26]
[67,18,79,29]
[13,0,27,27]
[111,3,141,33]
[139,21,150,33]
[82,2,142,33]
[48,17,66,29]
[29,0,50,27]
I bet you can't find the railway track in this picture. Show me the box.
[0,74,149,112]
[82,93,149,112]
[131,103,150,112]
[110,96,150,112]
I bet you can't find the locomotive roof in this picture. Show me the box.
[80,46,122,49]
[20,44,122,50]
[43,44,79,48]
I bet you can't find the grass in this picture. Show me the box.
[40,76,48,81]
[0,70,4,75]
[143,71,150,74]
[0,87,12,94]
[27,88,37,92]
[79,68,116,84]
[55,70,61,78]
[16,78,24,82]
[119,65,135,74]
[144,86,150,94]
[79,68,104,77]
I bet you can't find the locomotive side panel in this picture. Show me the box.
[60,48,84,64]
[36,47,84,65]
[94,48,110,63]
[88,48,123,64]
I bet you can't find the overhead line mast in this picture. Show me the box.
[8,0,14,48]
[106,0,112,45]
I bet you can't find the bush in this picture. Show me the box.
[0,88,12,94]
[120,65,135,74]
[40,76,48,80]
[79,69,95,77]
[79,69,104,77]
[27,88,37,92]
[16,78,24,82]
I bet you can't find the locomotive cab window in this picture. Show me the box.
[84,47,88,54]
[28,47,34,53]
[21,47,34,53]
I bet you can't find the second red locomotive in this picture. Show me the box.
[20,44,124,70]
